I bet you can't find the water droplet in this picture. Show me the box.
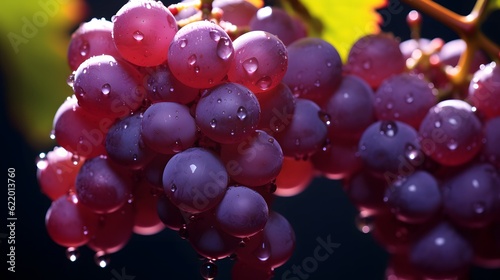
[314,80,321,87]
[210,119,217,128]
[326,60,332,67]
[133,31,144,41]
[434,237,445,246]
[318,111,331,126]
[405,144,422,164]
[36,155,48,170]
[268,138,274,144]
[75,86,86,98]
[101,83,111,95]
[295,138,300,146]
[67,73,75,87]
[386,103,394,110]
[179,224,188,239]
[172,140,183,153]
[256,76,272,90]
[200,260,218,280]
[79,42,89,56]
[472,179,480,188]
[94,251,110,268]
[237,106,247,120]
[216,37,233,60]
[188,54,197,65]
[380,121,397,137]
[473,202,485,214]
[49,131,56,140]
[65,247,80,262]
[145,2,152,9]
[209,30,221,42]
[405,92,414,103]
[355,214,374,234]
[242,57,259,74]
[217,98,222,103]
[180,39,187,48]
[239,240,246,247]
[71,154,80,165]
[194,66,200,74]
[434,121,441,128]
[448,117,458,126]
[254,240,271,261]
[447,139,458,150]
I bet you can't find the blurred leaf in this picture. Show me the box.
[0,0,87,150]
[246,0,264,8]
[487,0,500,12]
[281,0,388,61]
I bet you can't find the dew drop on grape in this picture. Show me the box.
[65,247,80,262]
[200,260,218,280]
[94,251,110,268]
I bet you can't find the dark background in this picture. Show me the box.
[2,0,500,279]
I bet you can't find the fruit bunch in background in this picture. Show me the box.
[35,0,500,279]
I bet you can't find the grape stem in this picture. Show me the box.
[401,0,500,98]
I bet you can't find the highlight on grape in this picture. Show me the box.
[35,0,500,279]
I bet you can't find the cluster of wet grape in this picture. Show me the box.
[36,0,500,279]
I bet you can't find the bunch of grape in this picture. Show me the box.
[35,0,500,279]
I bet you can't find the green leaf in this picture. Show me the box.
[282,0,388,61]
[0,0,87,150]
[487,0,500,12]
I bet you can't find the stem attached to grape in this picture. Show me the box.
[401,0,500,99]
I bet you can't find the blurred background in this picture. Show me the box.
[1,0,500,279]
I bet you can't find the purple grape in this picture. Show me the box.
[481,116,500,168]
[141,102,198,154]
[220,130,283,187]
[142,63,200,105]
[112,0,177,67]
[249,6,304,46]
[168,20,234,88]
[156,194,185,231]
[105,113,155,169]
[236,211,295,270]
[142,154,172,188]
[282,37,343,103]
[52,95,108,159]
[228,30,288,93]
[468,61,500,119]
[162,147,229,213]
[274,98,329,158]
[344,33,406,89]
[215,186,269,238]
[195,82,261,144]
[439,39,490,76]
[358,120,423,177]
[214,0,258,29]
[409,221,473,279]
[343,169,389,215]
[187,211,240,260]
[442,163,500,228]
[374,73,437,129]
[45,194,95,247]
[311,138,363,180]
[418,99,483,166]
[384,170,442,224]
[67,18,121,71]
[322,75,376,141]
[255,82,295,135]
[72,54,145,119]
[75,155,133,213]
